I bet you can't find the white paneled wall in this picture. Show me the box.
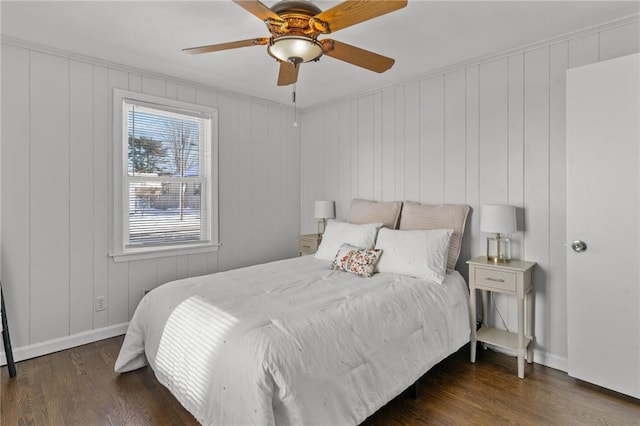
[1,41,300,359]
[300,20,639,370]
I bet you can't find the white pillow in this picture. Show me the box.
[314,220,383,261]
[374,228,453,284]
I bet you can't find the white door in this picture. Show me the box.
[566,53,639,398]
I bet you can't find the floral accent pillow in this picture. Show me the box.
[331,243,383,278]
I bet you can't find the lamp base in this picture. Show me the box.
[487,234,511,263]
[317,219,327,236]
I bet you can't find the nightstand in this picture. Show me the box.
[467,256,536,378]
[297,234,322,256]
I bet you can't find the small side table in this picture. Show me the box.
[467,256,536,378]
[297,234,322,256]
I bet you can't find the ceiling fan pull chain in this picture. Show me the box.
[292,84,298,127]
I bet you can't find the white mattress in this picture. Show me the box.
[115,255,470,425]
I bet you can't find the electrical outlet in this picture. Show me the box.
[95,296,107,312]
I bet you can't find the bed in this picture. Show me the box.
[115,200,471,425]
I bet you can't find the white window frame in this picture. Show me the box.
[111,89,219,262]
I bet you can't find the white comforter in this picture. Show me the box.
[115,255,470,426]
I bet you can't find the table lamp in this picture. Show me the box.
[480,204,517,263]
[314,200,335,236]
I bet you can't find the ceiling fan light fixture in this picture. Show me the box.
[268,36,323,64]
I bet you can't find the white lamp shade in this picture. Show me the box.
[314,200,335,219]
[480,204,517,234]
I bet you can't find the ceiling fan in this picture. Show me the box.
[182,0,408,86]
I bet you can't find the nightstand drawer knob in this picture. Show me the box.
[486,277,505,283]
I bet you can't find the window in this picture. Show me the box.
[112,89,218,260]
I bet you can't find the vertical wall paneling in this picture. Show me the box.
[108,259,129,324]
[128,259,156,319]
[216,94,231,270]
[1,45,31,348]
[156,256,178,288]
[128,74,142,93]
[166,82,178,100]
[250,103,269,264]
[92,65,110,329]
[523,46,551,354]
[394,86,405,202]
[338,101,351,218]
[478,59,509,204]
[349,101,359,200]
[444,70,467,204]
[324,105,341,203]
[176,255,190,280]
[69,60,95,335]
[107,68,130,324]
[372,93,383,201]
[267,106,283,256]
[403,83,420,202]
[507,54,525,260]
[141,76,166,98]
[299,19,640,369]
[419,77,445,204]
[381,89,396,201]
[218,95,244,270]
[302,103,324,234]
[233,98,252,263]
[464,66,481,269]
[29,51,70,342]
[357,96,375,201]
[299,105,311,231]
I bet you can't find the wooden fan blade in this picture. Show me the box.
[277,61,300,86]
[233,0,282,22]
[321,39,394,73]
[312,0,407,33]
[182,38,269,54]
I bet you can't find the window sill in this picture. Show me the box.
[110,243,221,263]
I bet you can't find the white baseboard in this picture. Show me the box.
[1,323,129,366]
[532,348,568,372]
[482,343,568,372]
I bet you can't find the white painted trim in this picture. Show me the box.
[0,323,129,366]
[111,88,220,260]
[533,348,568,373]
[112,243,221,263]
[483,344,568,373]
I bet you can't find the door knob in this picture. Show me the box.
[571,240,587,253]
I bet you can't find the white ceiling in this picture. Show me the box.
[2,1,639,108]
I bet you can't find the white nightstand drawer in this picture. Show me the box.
[297,234,322,255]
[475,267,517,292]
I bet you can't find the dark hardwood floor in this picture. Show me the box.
[2,336,639,425]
